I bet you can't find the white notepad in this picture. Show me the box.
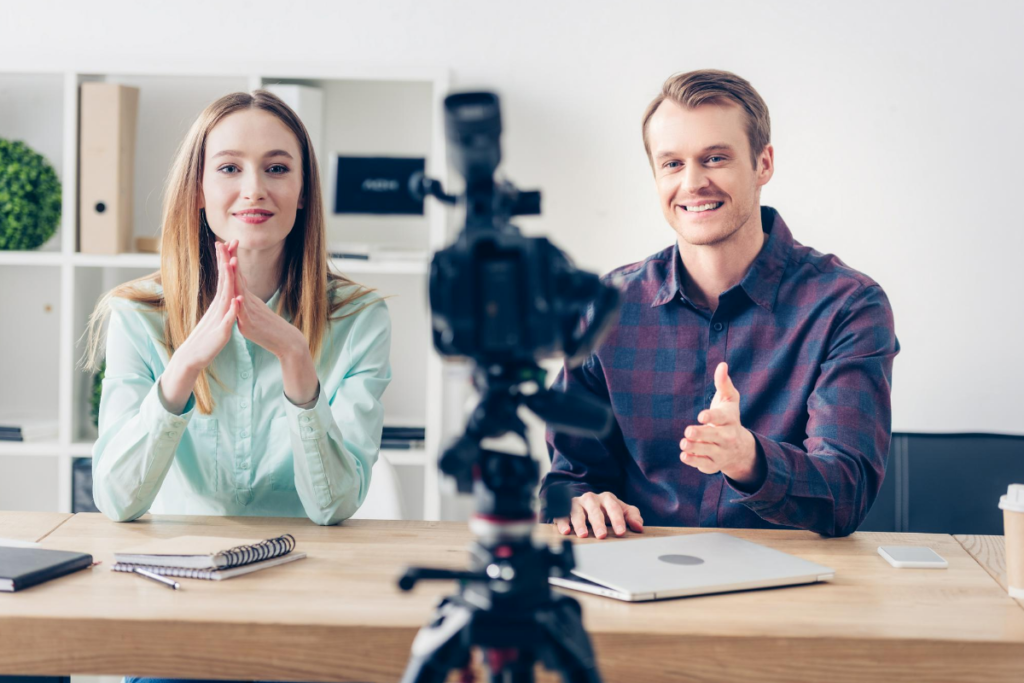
[114,533,296,569]
[113,551,306,581]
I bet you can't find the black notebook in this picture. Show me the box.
[0,547,94,592]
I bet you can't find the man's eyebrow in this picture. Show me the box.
[211,149,295,160]
[654,144,735,160]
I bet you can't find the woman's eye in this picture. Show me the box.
[218,164,239,174]
[268,164,289,174]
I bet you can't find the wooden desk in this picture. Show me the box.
[0,511,71,543]
[1,513,1023,682]
[956,534,1021,609]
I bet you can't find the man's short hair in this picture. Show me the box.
[642,69,771,169]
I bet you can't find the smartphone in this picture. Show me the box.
[878,545,948,569]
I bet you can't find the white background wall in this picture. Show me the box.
[3,0,1022,435]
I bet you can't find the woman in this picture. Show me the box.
[85,90,390,526]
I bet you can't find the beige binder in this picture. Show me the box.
[78,82,139,254]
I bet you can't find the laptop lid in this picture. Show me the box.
[551,532,834,601]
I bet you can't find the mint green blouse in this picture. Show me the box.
[92,283,391,526]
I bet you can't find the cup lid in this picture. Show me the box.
[999,484,1024,513]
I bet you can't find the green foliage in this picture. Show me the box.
[0,138,62,250]
[91,361,105,429]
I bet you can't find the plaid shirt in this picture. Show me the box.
[541,206,898,537]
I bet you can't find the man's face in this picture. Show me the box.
[647,99,772,247]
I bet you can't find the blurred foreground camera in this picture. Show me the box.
[398,91,615,683]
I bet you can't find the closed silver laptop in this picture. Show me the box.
[549,532,835,602]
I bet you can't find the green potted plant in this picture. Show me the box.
[0,138,62,250]
[91,361,105,429]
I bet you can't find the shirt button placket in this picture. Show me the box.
[706,318,729,405]
[700,315,730,525]
[237,352,254,498]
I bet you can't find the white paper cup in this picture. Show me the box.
[999,484,1024,599]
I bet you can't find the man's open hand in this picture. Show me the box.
[679,362,764,488]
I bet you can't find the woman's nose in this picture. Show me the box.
[242,172,267,201]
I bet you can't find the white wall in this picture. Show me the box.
[4,0,1022,434]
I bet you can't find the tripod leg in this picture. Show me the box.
[400,599,474,683]
[535,596,602,683]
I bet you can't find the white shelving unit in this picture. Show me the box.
[0,65,450,519]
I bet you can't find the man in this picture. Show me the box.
[540,69,898,539]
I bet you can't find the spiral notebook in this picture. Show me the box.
[113,533,296,570]
[112,551,306,581]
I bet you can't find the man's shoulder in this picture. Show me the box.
[788,239,884,299]
[602,244,676,299]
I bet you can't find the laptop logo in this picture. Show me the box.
[658,554,704,566]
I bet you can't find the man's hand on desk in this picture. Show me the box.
[680,362,765,490]
[554,491,644,539]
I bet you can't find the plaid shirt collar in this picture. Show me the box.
[651,205,793,312]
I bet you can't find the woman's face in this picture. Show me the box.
[200,108,304,253]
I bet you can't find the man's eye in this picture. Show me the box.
[707,156,725,163]
[663,161,681,169]
[268,164,289,174]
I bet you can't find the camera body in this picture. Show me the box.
[421,92,617,370]
[430,229,610,365]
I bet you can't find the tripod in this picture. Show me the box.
[397,364,603,683]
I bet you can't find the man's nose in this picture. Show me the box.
[682,164,710,194]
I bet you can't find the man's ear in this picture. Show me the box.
[757,144,775,187]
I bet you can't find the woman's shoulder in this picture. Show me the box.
[328,280,388,317]
[324,281,390,348]
[108,278,164,312]
[106,279,166,342]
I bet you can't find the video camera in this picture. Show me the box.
[411,91,620,500]
[398,91,616,683]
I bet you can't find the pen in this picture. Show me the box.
[133,567,181,590]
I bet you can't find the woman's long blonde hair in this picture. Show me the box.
[84,90,371,414]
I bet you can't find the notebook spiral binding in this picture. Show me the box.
[220,533,295,568]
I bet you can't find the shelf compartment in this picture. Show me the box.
[0,454,60,510]
[0,73,65,254]
[72,265,156,443]
[0,266,60,428]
